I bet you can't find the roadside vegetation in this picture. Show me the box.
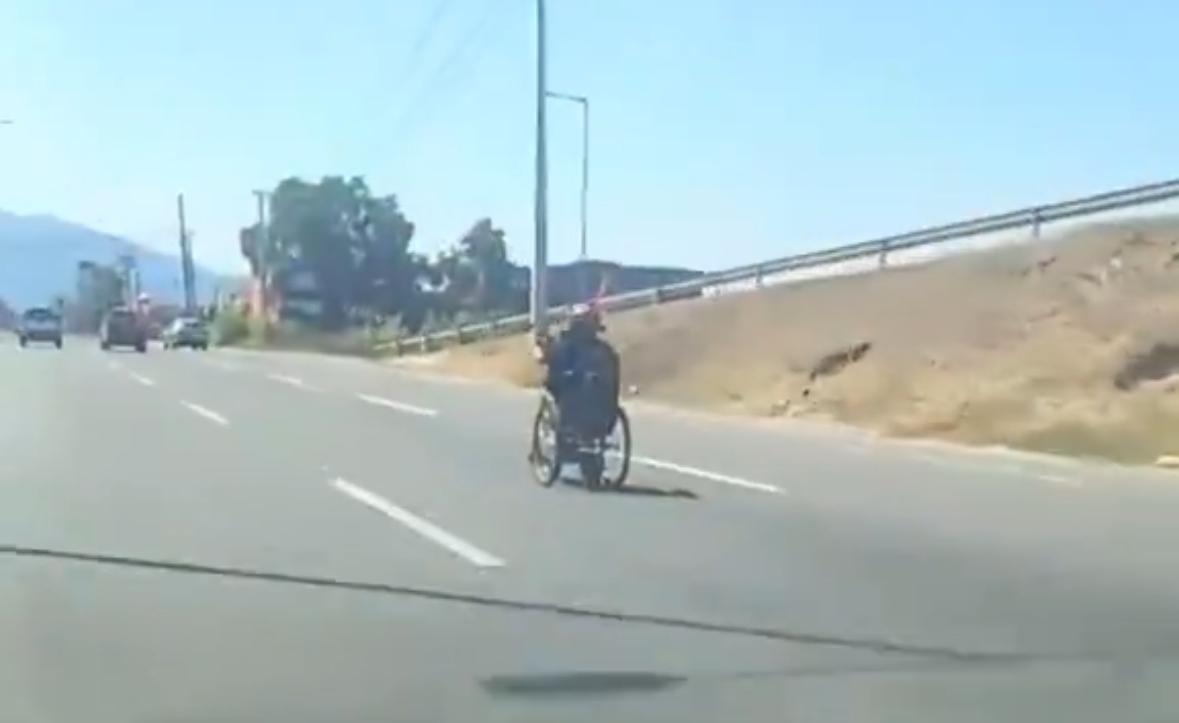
[212,305,392,356]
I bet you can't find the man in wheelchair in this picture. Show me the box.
[533,304,621,444]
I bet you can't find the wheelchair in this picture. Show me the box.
[528,368,632,490]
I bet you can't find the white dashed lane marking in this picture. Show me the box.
[200,358,241,372]
[267,373,321,392]
[355,393,438,418]
[180,401,230,427]
[331,478,504,568]
[128,372,156,388]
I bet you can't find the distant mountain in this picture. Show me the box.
[0,209,226,310]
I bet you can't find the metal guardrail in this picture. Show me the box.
[381,177,1179,355]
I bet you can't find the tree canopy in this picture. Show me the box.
[431,218,523,315]
[241,176,525,332]
[68,261,125,332]
[0,296,15,330]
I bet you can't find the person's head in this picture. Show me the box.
[566,304,603,340]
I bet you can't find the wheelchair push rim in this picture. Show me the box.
[529,395,562,487]
[600,406,632,489]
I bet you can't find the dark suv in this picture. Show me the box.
[17,307,63,348]
[100,307,147,352]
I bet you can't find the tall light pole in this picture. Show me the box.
[531,0,549,338]
[177,194,196,314]
[546,91,590,260]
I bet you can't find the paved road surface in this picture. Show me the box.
[2,339,1178,721]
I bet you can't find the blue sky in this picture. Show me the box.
[0,0,1175,274]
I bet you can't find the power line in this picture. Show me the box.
[387,0,506,154]
[377,0,463,157]
[391,0,499,138]
[425,0,501,92]
[401,0,456,82]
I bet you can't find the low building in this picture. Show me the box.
[245,263,323,324]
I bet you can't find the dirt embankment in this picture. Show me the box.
[416,218,1179,464]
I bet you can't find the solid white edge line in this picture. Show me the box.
[331,478,504,568]
[355,393,438,418]
[632,456,784,495]
[180,401,230,426]
[128,372,156,387]
[910,450,1083,484]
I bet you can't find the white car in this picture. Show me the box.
[162,317,210,350]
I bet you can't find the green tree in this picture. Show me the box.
[430,218,524,315]
[239,224,264,276]
[237,175,530,335]
[0,296,15,330]
[251,176,418,329]
[353,185,418,318]
[69,260,125,332]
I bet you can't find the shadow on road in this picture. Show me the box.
[482,671,687,698]
[480,655,1090,700]
[559,475,699,500]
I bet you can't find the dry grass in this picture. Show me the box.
[417,218,1179,464]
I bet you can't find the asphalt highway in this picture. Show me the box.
[2,339,1178,722]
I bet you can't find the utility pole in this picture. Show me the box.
[253,190,268,316]
[177,193,196,314]
[577,97,588,260]
[531,0,549,338]
[117,254,139,305]
[546,91,590,260]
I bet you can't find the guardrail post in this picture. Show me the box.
[755,265,764,289]
[1031,207,1042,240]
[419,336,430,354]
[392,338,403,356]
[878,240,889,269]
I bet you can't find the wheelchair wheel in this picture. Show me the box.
[601,406,632,489]
[529,395,562,487]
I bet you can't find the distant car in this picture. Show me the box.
[100,307,147,352]
[17,307,63,348]
[162,317,209,350]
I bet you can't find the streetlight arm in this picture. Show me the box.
[545,91,587,105]
[543,90,591,261]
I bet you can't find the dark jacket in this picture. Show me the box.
[544,330,620,435]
